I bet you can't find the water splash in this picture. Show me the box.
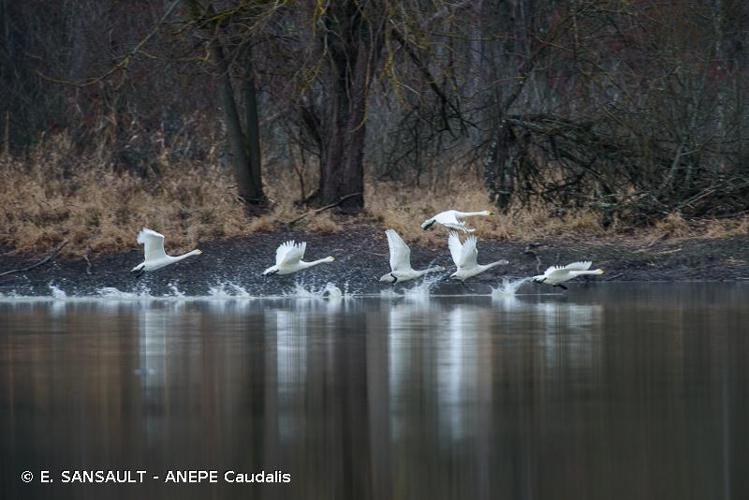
[48,283,68,299]
[379,274,442,301]
[168,283,186,298]
[1,279,351,302]
[379,288,400,299]
[490,277,530,298]
[207,281,253,298]
[284,282,345,300]
[322,283,343,300]
[96,287,144,300]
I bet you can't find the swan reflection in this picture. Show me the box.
[436,305,482,441]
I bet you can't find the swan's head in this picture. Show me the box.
[379,273,397,283]
[421,218,436,230]
[449,271,462,280]
[324,256,335,263]
[263,266,279,276]
[482,210,493,216]
[194,249,203,255]
[531,275,546,283]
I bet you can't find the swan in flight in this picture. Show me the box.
[448,232,508,280]
[130,228,202,276]
[531,261,604,289]
[263,240,334,275]
[379,229,444,283]
[421,210,492,233]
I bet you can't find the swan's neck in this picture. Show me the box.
[484,260,505,271]
[301,257,333,269]
[174,249,201,262]
[458,211,488,217]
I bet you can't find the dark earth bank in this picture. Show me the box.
[1,227,749,296]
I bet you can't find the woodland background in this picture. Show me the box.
[1,0,748,254]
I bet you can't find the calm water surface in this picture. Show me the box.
[1,284,748,499]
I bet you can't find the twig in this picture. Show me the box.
[3,111,9,157]
[37,0,181,87]
[0,240,68,277]
[655,247,682,256]
[287,193,362,226]
[634,233,666,252]
[83,250,93,275]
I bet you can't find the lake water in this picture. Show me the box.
[1,283,748,499]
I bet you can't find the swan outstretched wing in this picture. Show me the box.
[459,235,479,268]
[543,265,562,275]
[137,228,167,261]
[276,241,306,266]
[436,211,473,232]
[448,232,463,267]
[564,261,592,271]
[445,222,474,232]
[385,229,411,272]
[544,261,591,277]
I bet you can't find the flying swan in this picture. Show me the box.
[421,210,493,233]
[130,228,202,276]
[263,240,334,276]
[379,229,444,283]
[448,232,508,281]
[531,261,604,289]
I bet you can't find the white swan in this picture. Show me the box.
[531,261,604,289]
[448,232,508,280]
[130,228,202,276]
[421,210,492,232]
[263,240,334,275]
[379,229,444,283]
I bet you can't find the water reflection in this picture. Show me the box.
[1,284,748,499]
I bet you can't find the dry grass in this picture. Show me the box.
[0,134,747,257]
[365,179,607,247]
[0,134,251,256]
[644,211,749,241]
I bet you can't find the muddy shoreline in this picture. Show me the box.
[1,227,748,296]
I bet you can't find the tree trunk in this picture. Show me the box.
[187,0,264,205]
[317,3,377,214]
[484,121,516,210]
[242,45,264,202]
[212,40,259,203]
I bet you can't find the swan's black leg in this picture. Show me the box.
[132,269,145,279]
[391,274,398,284]
[555,284,568,290]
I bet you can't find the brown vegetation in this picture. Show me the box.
[1,135,746,258]
[2,1,748,228]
